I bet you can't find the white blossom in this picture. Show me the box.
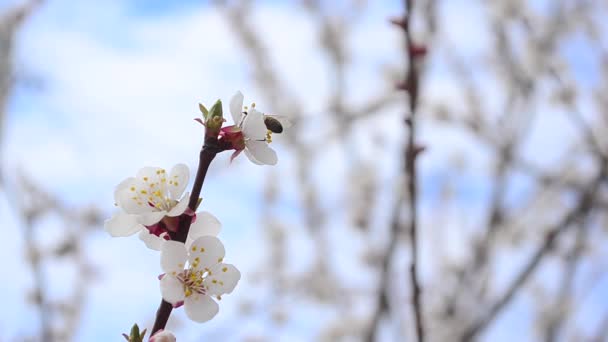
[229,91,278,165]
[104,165,222,249]
[159,236,240,323]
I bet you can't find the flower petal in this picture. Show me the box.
[167,193,190,217]
[205,263,241,296]
[136,166,166,183]
[188,236,225,271]
[115,178,155,214]
[104,213,143,237]
[242,109,267,140]
[229,91,244,125]
[243,148,264,165]
[246,140,277,165]
[114,177,135,207]
[160,275,185,305]
[161,240,188,274]
[137,166,169,199]
[186,211,221,248]
[139,230,167,250]
[139,211,166,226]
[168,164,189,200]
[184,295,219,323]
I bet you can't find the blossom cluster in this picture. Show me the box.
[105,92,287,338]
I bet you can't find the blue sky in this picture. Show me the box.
[1,0,606,341]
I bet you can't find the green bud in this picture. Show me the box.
[207,99,223,121]
[205,99,224,134]
[123,324,146,342]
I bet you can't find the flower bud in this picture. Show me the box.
[150,329,176,342]
[122,324,147,342]
[410,44,428,58]
[389,16,407,29]
[205,99,224,136]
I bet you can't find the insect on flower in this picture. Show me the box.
[224,91,293,165]
[260,114,291,143]
[263,115,291,134]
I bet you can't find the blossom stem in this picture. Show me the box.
[150,134,222,337]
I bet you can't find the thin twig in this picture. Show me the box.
[460,166,606,341]
[543,220,586,342]
[402,0,425,340]
[365,187,405,342]
[366,0,426,340]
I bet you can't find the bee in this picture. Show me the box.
[263,115,292,134]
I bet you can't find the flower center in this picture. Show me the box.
[176,268,207,297]
[147,195,177,211]
[128,169,177,211]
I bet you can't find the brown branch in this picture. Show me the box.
[150,135,222,337]
[367,0,427,340]
[543,221,586,342]
[459,166,606,341]
[403,1,425,341]
[365,188,405,342]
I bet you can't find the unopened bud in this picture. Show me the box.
[396,81,412,92]
[123,324,147,342]
[205,99,224,136]
[150,329,176,342]
[410,44,428,58]
[389,16,408,29]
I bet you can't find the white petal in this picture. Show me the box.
[205,263,241,296]
[114,177,136,207]
[115,178,155,214]
[243,148,264,165]
[229,91,244,125]
[104,213,143,237]
[186,211,221,248]
[136,166,165,183]
[184,295,219,323]
[139,230,166,251]
[137,166,169,198]
[160,275,185,305]
[168,164,189,200]
[167,193,190,217]
[139,211,166,226]
[246,140,277,165]
[188,236,225,271]
[242,109,267,140]
[161,240,188,274]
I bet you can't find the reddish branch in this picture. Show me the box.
[403,0,425,339]
[150,135,223,337]
[367,0,426,341]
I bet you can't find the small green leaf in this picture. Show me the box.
[199,103,209,119]
[207,99,223,120]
